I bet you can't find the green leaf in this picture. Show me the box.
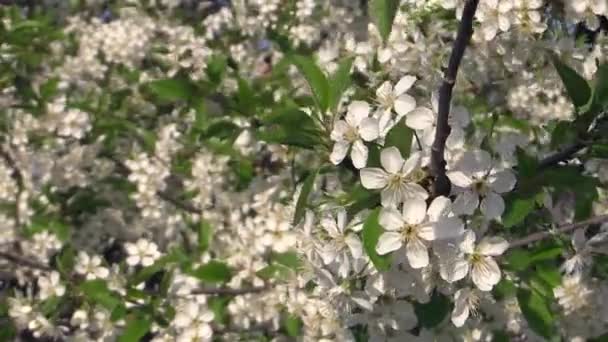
[550,121,578,149]
[119,316,151,342]
[328,57,354,112]
[271,251,302,270]
[517,288,555,338]
[592,63,608,111]
[414,292,451,328]
[515,147,538,179]
[145,77,194,102]
[384,121,413,159]
[282,313,303,337]
[502,194,536,228]
[80,280,123,313]
[198,219,213,253]
[504,244,563,272]
[369,0,400,43]
[190,260,232,283]
[258,108,323,149]
[361,208,391,271]
[293,169,318,225]
[493,279,517,300]
[291,55,330,111]
[256,263,294,281]
[551,55,591,110]
[209,296,231,324]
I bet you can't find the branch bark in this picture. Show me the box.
[0,145,25,227]
[190,285,269,296]
[537,142,587,170]
[508,214,608,249]
[430,0,480,197]
[0,251,52,271]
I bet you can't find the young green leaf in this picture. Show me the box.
[502,194,536,228]
[191,260,232,283]
[282,313,303,337]
[80,279,123,313]
[384,121,414,159]
[293,169,318,225]
[369,0,400,44]
[328,57,354,112]
[551,55,591,110]
[119,316,151,342]
[198,219,213,253]
[414,292,451,328]
[291,55,330,112]
[361,208,391,271]
[517,288,555,338]
[145,77,194,102]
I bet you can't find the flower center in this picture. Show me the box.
[344,126,359,143]
[473,180,488,195]
[401,224,418,241]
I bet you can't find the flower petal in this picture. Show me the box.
[376,232,403,255]
[406,107,435,130]
[350,139,369,169]
[394,94,417,117]
[427,196,452,221]
[471,257,501,291]
[434,216,465,240]
[451,288,471,327]
[380,146,405,174]
[406,239,429,269]
[330,120,350,141]
[477,236,509,256]
[447,171,474,188]
[460,230,476,254]
[358,117,379,141]
[452,190,479,215]
[440,255,469,282]
[345,234,363,259]
[488,170,516,193]
[346,101,370,127]
[402,198,427,225]
[330,141,350,165]
[480,192,505,219]
[401,151,422,175]
[394,75,416,95]
[379,207,404,231]
[360,168,388,189]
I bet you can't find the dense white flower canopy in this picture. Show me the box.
[0,0,607,341]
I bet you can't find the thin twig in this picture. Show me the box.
[508,215,608,249]
[105,155,200,214]
[0,145,24,227]
[190,285,269,296]
[537,142,587,170]
[0,251,52,271]
[430,0,480,197]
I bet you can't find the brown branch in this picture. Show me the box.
[430,0,480,197]
[0,251,52,271]
[538,142,587,170]
[0,145,24,227]
[105,155,200,214]
[508,214,608,249]
[190,285,269,296]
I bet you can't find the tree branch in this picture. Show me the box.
[508,214,608,249]
[0,250,52,271]
[0,145,25,227]
[430,0,480,197]
[190,285,269,296]
[538,142,587,170]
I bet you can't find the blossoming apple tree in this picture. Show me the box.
[1,0,608,341]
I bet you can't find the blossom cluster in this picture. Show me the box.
[0,1,607,342]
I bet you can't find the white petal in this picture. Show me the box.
[451,289,471,327]
[379,207,404,231]
[376,82,393,100]
[440,255,469,282]
[394,94,417,117]
[480,192,505,219]
[330,120,350,141]
[346,101,370,126]
[427,196,452,221]
[321,216,340,237]
[402,182,429,200]
[477,236,509,256]
[380,146,404,174]
[394,75,416,95]
[406,239,429,269]
[402,198,427,225]
[488,170,516,193]
[435,216,464,239]
[452,191,479,215]
[401,151,422,175]
[360,168,388,189]
[336,209,347,232]
[471,257,501,291]
[330,141,350,165]
[417,224,436,241]
[376,232,403,255]
[406,107,435,130]
[447,171,474,188]
[460,230,476,254]
[345,234,363,259]
[351,140,369,169]
[358,117,379,141]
